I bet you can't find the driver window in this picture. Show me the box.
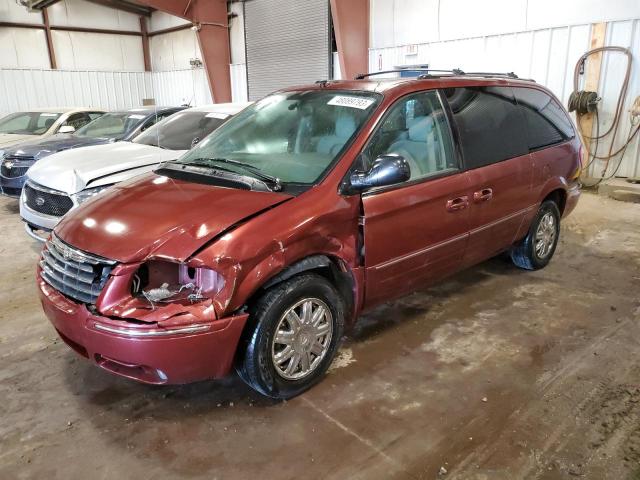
[362,90,457,181]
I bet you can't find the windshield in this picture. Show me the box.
[134,111,228,150]
[0,112,61,135]
[175,90,381,185]
[75,112,147,139]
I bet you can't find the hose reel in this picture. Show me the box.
[568,90,600,115]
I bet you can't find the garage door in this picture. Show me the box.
[245,0,330,101]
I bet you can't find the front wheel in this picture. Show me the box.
[510,200,561,270]
[236,273,345,399]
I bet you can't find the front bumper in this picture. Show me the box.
[0,174,26,197]
[38,275,249,385]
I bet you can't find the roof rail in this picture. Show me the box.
[355,68,434,79]
[354,69,529,81]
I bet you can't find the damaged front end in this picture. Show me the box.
[94,258,233,333]
[38,234,250,384]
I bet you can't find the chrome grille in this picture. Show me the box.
[24,182,74,217]
[39,235,117,304]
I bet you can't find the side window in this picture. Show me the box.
[363,90,457,181]
[512,87,575,150]
[444,87,528,169]
[64,113,92,130]
[37,114,59,132]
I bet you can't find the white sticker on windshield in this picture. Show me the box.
[41,113,59,117]
[128,114,146,119]
[328,95,375,110]
[206,112,229,119]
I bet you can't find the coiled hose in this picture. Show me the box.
[568,46,639,183]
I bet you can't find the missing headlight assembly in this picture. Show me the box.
[132,260,225,308]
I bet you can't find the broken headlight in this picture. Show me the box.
[74,184,114,205]
[132,260,225,307]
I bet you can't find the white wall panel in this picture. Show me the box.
[47,0,140,31]
[370,0,640,48]
[527,0,640,31]
[230,63,248,103]
[392,0,439,46]
[369,19,640,178]
[152,69,212,106]
[229,2,245,65]
[149,11,189,32]
[150,28,200,71]
[0,0,43,24]
[439,0,527,41]
[51,31,144,71]
[0,27,49,69]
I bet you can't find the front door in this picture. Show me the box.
[358,90,470,308]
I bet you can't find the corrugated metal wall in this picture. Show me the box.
[369,19,640,178]
[0,64,249,116]
[0,69,153,113]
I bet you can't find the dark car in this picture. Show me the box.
[37,72,581,399]
[0,106,184,197]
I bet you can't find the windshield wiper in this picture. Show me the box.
[184,157,283,191]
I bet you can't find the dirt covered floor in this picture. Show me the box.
[1,192,639,480]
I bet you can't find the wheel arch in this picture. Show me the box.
[248,254,357,321]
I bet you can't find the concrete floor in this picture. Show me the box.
[1,192,639,480]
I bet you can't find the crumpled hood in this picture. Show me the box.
[0,133,37,149]
[27,142,183,194]
[6,134,111,159]
[55,172,293,263]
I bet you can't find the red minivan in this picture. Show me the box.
[37,73,581,398]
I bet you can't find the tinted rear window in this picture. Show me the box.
[512,87,575,150]
[443,86,528,169]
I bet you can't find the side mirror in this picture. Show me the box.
[58,125,75,134]
[191,137,201,148]
[349,154,411,191]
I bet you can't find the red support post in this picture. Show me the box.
[330,0,369,81]
[135,0,232,102]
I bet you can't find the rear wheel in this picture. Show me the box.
[236,273,344,399]
[510,200,560,270]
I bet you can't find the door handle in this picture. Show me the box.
[473,188,493,203]
[446,196,468,212]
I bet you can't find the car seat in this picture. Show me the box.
[387,116,439,177]
[317,115,356,156]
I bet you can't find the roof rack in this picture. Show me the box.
[355,68,466,80]
[355,69,527,81]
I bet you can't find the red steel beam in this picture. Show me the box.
[330,0,369,81]
[135,0,232,103]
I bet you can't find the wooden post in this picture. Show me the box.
[42,8,57,70]
[579,22,606,168]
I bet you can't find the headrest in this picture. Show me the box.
[45,118,55,129]
[336,115,356,138]
[408,116,434,141]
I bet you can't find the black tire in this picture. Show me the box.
[510,200,561,270]
[236,273,345,399]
